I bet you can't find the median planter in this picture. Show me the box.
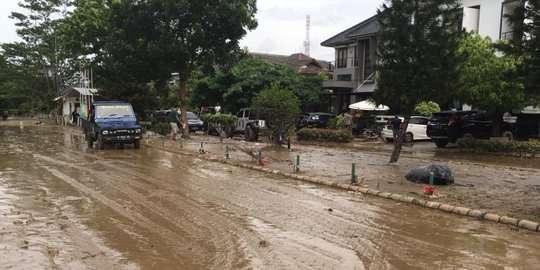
[296,128,352,143]
[457,138,540,157]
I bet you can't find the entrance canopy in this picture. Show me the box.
[349,100,389,111]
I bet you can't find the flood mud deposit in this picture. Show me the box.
[1,122,539,269]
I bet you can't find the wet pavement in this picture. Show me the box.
[1,121,539,269]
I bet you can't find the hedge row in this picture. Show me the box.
[457,138,540,156]
[296,128,352,143]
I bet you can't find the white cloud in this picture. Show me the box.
[0,0,384,61]
[240,0,383,61]
[0,0,22,44]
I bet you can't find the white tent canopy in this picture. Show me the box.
[349,100,389,111]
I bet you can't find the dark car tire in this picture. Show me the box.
[134,139,141,149]
[404,132,414,143]
[245,126,254,141]
[434,140,448,148]
[501,130,514,141]
[86,132,94,149]
[97,134,105,150]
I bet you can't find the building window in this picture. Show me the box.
[337,74,352,81]
[353,47,358,67]
[363,40,373,80]
[501,1,519,40]
[463,5,480,33]
[337,48,348,68]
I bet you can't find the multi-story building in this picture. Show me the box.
[321,1,521,112]
[320,15,379,113]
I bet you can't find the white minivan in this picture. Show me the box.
[382,116,430,143]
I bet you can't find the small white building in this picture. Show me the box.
[54,87,97,125]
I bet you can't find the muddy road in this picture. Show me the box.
[1,122,539,269]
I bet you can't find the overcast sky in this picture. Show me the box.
[0,0,383,62]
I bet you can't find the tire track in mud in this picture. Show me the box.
[34,153,266,269]
[30,136,540,269]
[34,150,374,269]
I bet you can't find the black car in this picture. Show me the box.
[151,110,204,133]
[184,111,204,132]
[427,110,514,148]
[297,113,335,129]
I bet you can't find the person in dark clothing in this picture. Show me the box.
[72,108,80,125]
[390,116,402,140]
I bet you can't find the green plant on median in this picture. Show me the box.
[202,113,237,139]
[296,128,352,143]
[335,113,351,129]
[457,138,540,156]
[150,122,171,136]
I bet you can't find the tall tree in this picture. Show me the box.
[3,0,72,113]
[503,0,540,104]
[457,33,524,136]
[189,57,327,114]
[375,0,463,163]
[104,0,257,138]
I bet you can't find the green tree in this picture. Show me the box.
[101,0,257,139]
[414,101,440,116]
[457,33,524,136]
[375,0,463,163]
[189,57,327,114]
[252,85,301,144]
[3,0,72,113]
[503,0,540,104]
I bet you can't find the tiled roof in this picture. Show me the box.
[250,52,332,76]
[321,14,380,47]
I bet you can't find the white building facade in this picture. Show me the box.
[461,0,519,41]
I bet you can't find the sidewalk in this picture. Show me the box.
[145,133,540,224]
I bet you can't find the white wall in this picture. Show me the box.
[461,0,504,40]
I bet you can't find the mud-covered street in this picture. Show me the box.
[1,122,540,269]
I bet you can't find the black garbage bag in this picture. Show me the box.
[405,164,454,185]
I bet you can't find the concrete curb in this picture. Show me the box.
[146,142,540,233]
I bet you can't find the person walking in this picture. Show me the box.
[390,116,402,141]
[71,107,80,125]
[169,107,181,140]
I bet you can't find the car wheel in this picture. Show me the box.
[435,140,448,148]
[501,130,514,141]
[86,131,93,148]
[245,126,254,141]
[134,139,141,149]
[404,132,414,143]
[97,134,105,150]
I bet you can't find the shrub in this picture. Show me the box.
[148,122,171,136]
[202,113,238,126]
[457,138,540,156]
[296,128,352,143]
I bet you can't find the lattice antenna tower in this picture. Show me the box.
[304,15,310,56]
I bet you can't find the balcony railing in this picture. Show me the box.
[501,31,514,40]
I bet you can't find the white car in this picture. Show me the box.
[382,116,430,143]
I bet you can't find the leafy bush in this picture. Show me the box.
[335,113,352,129]
[252,85,301,144]
[414,101,440,116]
[296,128,352,143]
[148,122,171,136]
[202,113,238,126]
[457,138,540,156]
[327,117,337,129]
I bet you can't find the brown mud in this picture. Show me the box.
[174,133,540,223]
[0,121,539,269]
